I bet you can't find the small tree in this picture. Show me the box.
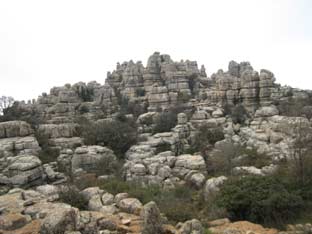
[96,120,137,159]
[0,96,14,115]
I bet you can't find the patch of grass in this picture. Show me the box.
[98,178,225,224]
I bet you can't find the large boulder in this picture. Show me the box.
[173,154,206,178]
[0,121,33,139]
[255,105,279,117]
[37,123,79,138]
[4,155,44,188]
[203,176,227,200]
[179,219,203,234]
[71,146,117,174]
[40,203,79,234]
[141,201,163,234]
[118,198,143,214]
[0,136,41,157]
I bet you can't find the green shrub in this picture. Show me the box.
[189,126,224,155]
[204,229,213,234]
[136,88,146,97]
[217,176,304,227]
[99,178,197,222]
[126,101,148,118]
[96,120,137,159]
[99,177,132,195]
[155,143,172,154]
[231,104,248,124]
[58,185,88,210]
[239,148,272,168]
[153,112,177,133]
[76,117,137,159]
[78,104,89,114]
[38,148,60,164]
[94,158,123,176]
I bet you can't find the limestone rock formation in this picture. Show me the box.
[1,52,312,233]
[141,201,163,234]
[69,145,117,175]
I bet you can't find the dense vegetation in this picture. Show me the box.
[217,176,303,227]
[76,116,137,159]
[153,111,177,133]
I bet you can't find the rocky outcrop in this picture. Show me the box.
[2,52,312,234]
[124,142,207,188]
[58,145,117,175]
[0,121,34,139]
[2,155,44,188]
[141,201,163,234]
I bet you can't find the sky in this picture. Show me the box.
[0,0,312,101]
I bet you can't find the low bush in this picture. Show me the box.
[98,177,131,195]
[188,126,224,155]
[99,178,224,224]
[96,120,137,158]
[58,185,88,210]
[216,176,304,227]
[94,158,123,177]
[38,148,60,164]
[239,148,272,169]
[76,117,137,159]
[155,143,172,154]
[135,88,146,97]
[231,104,249,124]
[153,111,177,133]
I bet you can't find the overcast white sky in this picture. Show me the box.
[0,0,311,101]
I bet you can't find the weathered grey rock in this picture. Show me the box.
[5,155,44,188]
[255,105,279,117]
[80,187,104,201]
[233,166,264,176]
[100,204,118,215]
[189,173,206,189]
[204,176,227,200]
[101,192,114,205]
[0,121,33,139]
[141,201,163,234]
[36,184,59,198]
[0,136,41,157]
[71,146,117,174]
[40,203,79,234]
[178,113,188,125]
[173,154,206,178]
[114,193,129,204]
[118,198,142,214]
[38,123,79,138]
[179,219,203,234]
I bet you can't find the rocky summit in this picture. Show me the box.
[1,52,312,234]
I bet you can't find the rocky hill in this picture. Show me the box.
[1,52,312,234]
